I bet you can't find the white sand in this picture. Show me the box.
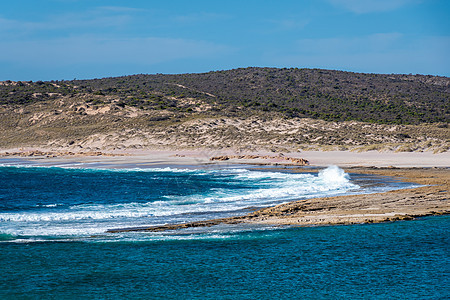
[1,148,448,168]
[298,150,450,167]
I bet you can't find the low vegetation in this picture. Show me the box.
[0,68,448,152]
[2,67,449,124]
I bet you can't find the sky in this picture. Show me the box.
[0,0,449,81]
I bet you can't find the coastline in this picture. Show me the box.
[1,149,448,230]
[1,148,449,167]
[242,167,449,226]
[107,167,449,232]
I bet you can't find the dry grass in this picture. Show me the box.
[0,97,448,153]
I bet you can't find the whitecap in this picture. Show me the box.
[0,165,360,238]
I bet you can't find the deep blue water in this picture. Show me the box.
[0,217,448,299]
[0,163,447,299]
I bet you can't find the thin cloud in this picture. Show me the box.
[267,18,310,31]
[0,36,233,66]
[171,12,231,24]
[294,33,404,54]
[328,0,421,13]
[0,6,138,37]
[266,34,449,75]
[0,17,43,33]
[97,6,146,13]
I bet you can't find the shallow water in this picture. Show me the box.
[1,162,446,299]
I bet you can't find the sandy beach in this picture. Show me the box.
[2,148,449,167]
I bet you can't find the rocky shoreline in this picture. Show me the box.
[0,150,126,158]
[107,167,449,232]
[210,154,309,165]
[0,149,447,231]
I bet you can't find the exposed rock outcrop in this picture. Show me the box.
[210,155,309,165]
[0,150,125,157]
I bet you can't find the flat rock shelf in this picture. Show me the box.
[107,167,449,232]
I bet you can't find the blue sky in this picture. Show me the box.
[0,0,449,81]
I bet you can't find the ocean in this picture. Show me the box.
[0,161,448,299]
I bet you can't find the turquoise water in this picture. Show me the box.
[0,163,447,299]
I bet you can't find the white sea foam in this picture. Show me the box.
[318,165,351,185]
[0,162,207,174]
[1,167,357,223]
[0,166,359,238]
[38,204,61,208]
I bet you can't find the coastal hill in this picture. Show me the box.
[0,67,448,153]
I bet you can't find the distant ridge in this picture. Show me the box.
[1,67,448,125]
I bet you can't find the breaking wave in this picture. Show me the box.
[0,165,359,238]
